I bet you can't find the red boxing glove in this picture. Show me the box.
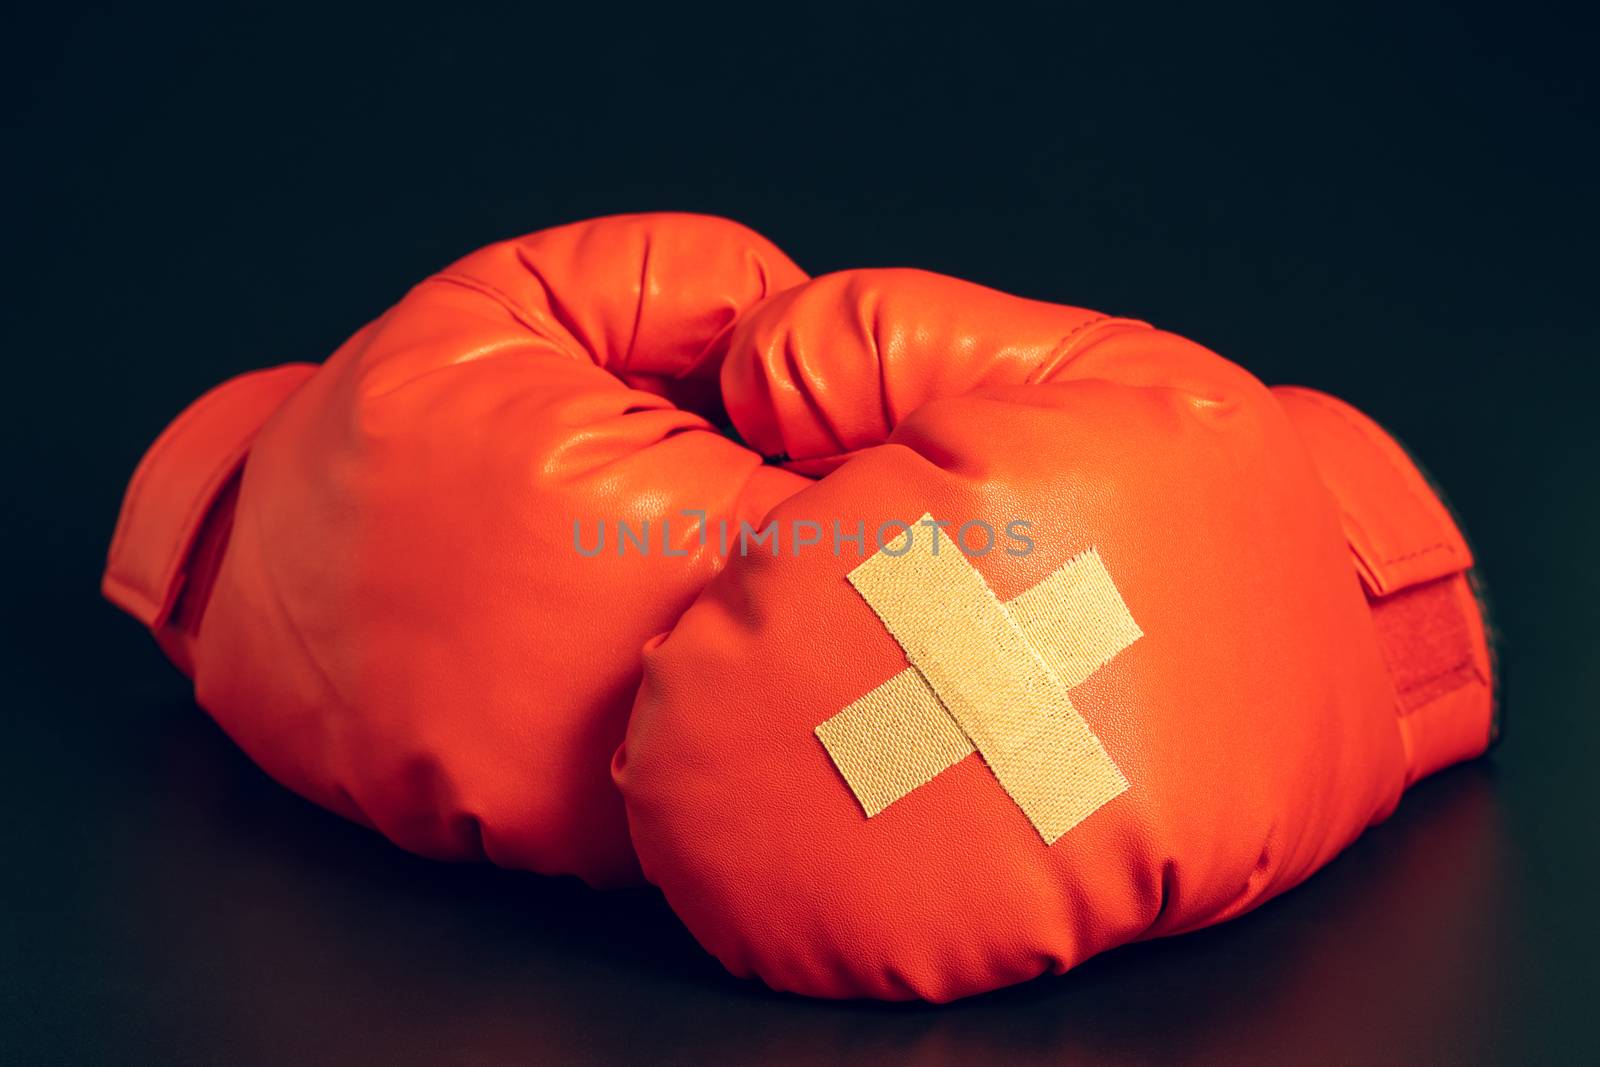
[614,268,1496,999]
[106,228,1494,997]
[103,214,809,887]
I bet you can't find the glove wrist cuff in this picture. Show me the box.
[1273,387,1497,786]
[103,363,314,674]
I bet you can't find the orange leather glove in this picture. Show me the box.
[613,269,1496,1000]
[103,214,809,887]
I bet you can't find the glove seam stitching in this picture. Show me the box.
[1027,316,1150,384]
[428,271,586,361]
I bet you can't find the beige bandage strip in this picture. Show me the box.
[813,669,975,817]
[817,525,1138,842]
[1006,549,1144,689]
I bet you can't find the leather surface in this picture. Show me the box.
[105,214,809,887]
[101,223,1492,997]
[614,269,1492,1000]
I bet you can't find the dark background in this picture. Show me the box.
[5,3,1597,1063]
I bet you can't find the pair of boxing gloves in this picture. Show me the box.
[104,213,1496,1002]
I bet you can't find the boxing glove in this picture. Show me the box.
[614,268,1496,999]
[103,214,810,887]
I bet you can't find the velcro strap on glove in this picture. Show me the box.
[1274,386,1494,784]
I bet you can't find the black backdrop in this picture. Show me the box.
[5,3,1597,1063]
